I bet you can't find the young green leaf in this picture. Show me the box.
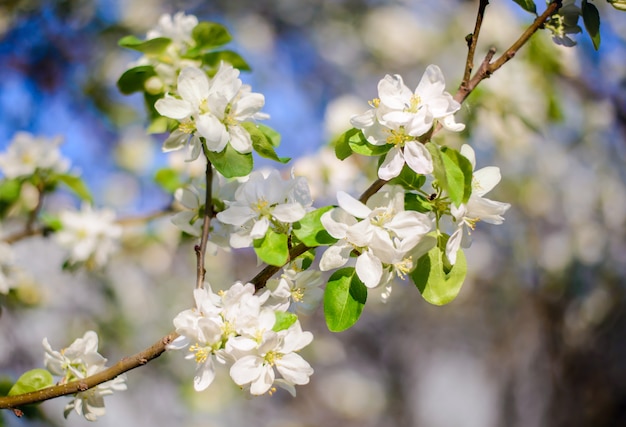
[324,267,368,332]
[117,65,158,95]
[440,146,473,206]
[7,369,54,396]
[154,168,183,193]
[202,50,251,71]
[253,229,289,266]
[257,124,281,147]
[512,0,537,14]
[582,0,601,50]
[191,22,232,50]
[56,174,93,202]
[333,128,356,160]
[425,141,447,190]
[348,130,391,157]
[411,246,467,306]
[273,311,298,332]
[292,206,336,247]
[404,192,434,213]
[206,144,253,178]
[388,163,426,190]
[118,36,172,54]
[242,122,289,164]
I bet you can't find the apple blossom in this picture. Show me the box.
[0,132,70,179]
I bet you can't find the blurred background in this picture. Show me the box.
[1,0,626,426]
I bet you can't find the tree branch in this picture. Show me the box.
[0,332,178,410]
[195,156,214,289]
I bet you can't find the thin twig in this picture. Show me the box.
[195,157,214,289]
[461,0,490,89]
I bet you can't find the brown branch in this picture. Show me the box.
[195,158,214,290]
[0,332,178,410]
[461,0,490,89]
[455,1,561,105]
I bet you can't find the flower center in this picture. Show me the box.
[264,350,282,366]
[385,127,411,147]
[179,120,196,134]
[253,198,272,216]
[368,98,381,108]
[393,257,413,279]
[189,343,210,363]
[405,94,422,113]
[291,287,305,302]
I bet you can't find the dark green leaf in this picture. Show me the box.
[388,163,426,190]
[440,146,473,206]
[201,50,251,71]
[324,267,367,332]
[582,0,601,50]
[118,35,172,54]
[56,174,92,202]
[192,22,232,50]
[7,369,54,396]
[511,0,537,14]
[404,192,434,213]
[154,168,183,193]
[273,311,298,332]
[254,229,289,266]
[411,246,467,306]
[206,144,253,178]
[117,65,157,95]
[292,206,336,247]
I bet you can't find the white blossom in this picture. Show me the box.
[217,169,311,248]
[445,145,511,264]
[264,259,324,314]
[155,64,268,159]
[43,331,127,422]
[0,132,69,179]
[320,186,432,288]
[351,65,464,180]
[55,204,122,269]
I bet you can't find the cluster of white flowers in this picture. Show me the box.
[320,186,432,289]
[168,281,314,396]
[55,204,123,269]
[216,169,312,248]
[264,259,324,315]
[135,12,201,93]
[351,65,465,180]
[43,331,127,421]
[155,63,268,160]
[0,132,69,179]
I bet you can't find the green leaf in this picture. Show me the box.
[202,50,251,71]
[388,163,426,190]
[425,141,447,190]
[117,65,157,95]
[348,130,391,157]
[273,311,298,332]
[56,174,92,202]
[292,206,336,247]
[7,369,54,396]
[582,0,601,50]
[511,0,536,14]
[333,128,356,160]
[404,192,434,213]
[324,267,367,332]
[206,144,253,178]
[154,168,183,193]
[411,246,467,306]
[440,146,473,206]
[257,124,281,147]
[242,122,289,164]
[191,22,232,50]
[118,35,172,54]
[254,229,289,266]
[0,179,21,206]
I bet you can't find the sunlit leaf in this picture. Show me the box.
[242,122,289,164]
[56,174,92,202]
[411,246,467,306]
[292,206,336,247]
[191,22,232,51]
[254,229,289,266]
[118,35,172,54]
[324,267,367,332]
[7,369,54,397]
[202,50,251,71]
[440,146,473,206]
[206,144,253,178]
[273,311,298,332]
[154,168,183,193]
